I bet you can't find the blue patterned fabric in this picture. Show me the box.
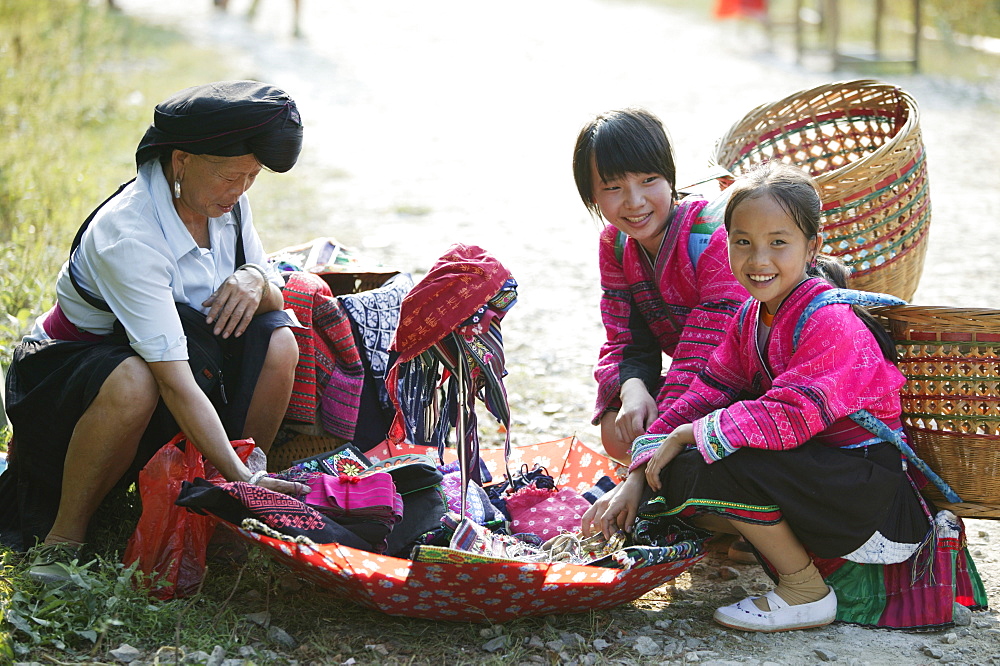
[339,273,414,409]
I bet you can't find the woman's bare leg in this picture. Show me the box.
[242,326,297,454]
[45,356,159,545]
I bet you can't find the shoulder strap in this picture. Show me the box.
[613,229,627,264]
[68,179,135,312]
[848,409,962,503]
[792,288,905,351]
[68,183,246,312]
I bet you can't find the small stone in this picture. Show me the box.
[940,632,959,644]
[654,619,673,630]
[526,635,545,650]
[592,638,610,651]
[633,636,661,656]
[952,603,973,627]
[237,646,256,658]
[267,625,297,650]
[923,646,944,659]
[718,566,740,581]
[183,651,210,664]
[545,639,565,652]
[814,648,837,661]
[110,645,143,663]
[206,645,226,666]
[561,632,586,649]
[580,653,599,666]
[365,644,389,656]
[246,611,271,627]
[729,585,749,598]
[684,652,700,662]
[482,635,509,653]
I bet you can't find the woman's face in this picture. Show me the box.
[590,157,674,256]
[727,193,820,314]
[172,152,262,223]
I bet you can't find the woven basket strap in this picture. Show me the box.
[848,409,962,503]
[792,288,906,349]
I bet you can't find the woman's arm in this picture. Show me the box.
[148,360,305,496]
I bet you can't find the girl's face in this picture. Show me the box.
[727,193,820,314]
[590,158,674,256]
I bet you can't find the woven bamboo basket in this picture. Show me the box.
[871,305,1000,519]
[713,79,930,301]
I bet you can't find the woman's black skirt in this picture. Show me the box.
[640,441,931,559]
[0,310,292,551]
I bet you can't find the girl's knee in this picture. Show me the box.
[599,412,631,464]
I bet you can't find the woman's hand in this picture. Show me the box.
[580,472,647,540]
[645,423,694,492]
[255,475,309,498]
[203,267,268,338]
[616,378,658,444]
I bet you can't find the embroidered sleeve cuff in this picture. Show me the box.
[628,433,670,473]
[694,411,737,463]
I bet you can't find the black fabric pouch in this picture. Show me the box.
[111,303,228,406]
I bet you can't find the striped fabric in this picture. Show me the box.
[593,197,747,423]
[282,272,364,441]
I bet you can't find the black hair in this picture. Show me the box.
[724,161,898,362]
[572,108,678,217]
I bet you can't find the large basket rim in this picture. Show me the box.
[711,78,921,186]
[870,304,1000,332]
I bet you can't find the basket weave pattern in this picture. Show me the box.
[713,79,930,301]
[873,305,1000,511]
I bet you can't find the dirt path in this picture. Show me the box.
[112,0,1000,662]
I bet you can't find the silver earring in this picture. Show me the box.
[173,179,181,199]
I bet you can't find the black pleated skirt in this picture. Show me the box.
[640,441,931,560]
[0,310,292,551]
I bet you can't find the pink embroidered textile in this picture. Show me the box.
[593,197,747,422]
[631,279,906,470]
[304,471,403,523]
[282,272,364,440]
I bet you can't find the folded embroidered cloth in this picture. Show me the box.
[304,471,403,524]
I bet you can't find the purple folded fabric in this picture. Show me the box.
[304,471,403,524]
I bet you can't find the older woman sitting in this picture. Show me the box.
[1,80,310,582]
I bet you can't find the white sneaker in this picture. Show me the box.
[713,587,837,632]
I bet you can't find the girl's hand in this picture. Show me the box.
[645,423,695,492]
[616,379,658,444]
[203,267,267,338]
[580,472,647,541]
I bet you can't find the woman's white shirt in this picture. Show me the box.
[32,159,281,363]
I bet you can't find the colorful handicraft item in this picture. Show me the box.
[383,244,517,518]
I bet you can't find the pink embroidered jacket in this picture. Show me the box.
[593,196,748,423]
[630,278,907,469]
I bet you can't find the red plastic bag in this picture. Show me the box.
[123,432,254,599]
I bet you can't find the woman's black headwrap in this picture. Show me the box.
[135,80,303,172]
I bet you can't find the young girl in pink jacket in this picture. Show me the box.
[582,161,986,632]
[572,108,748,464]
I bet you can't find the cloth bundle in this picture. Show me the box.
[304,471,403,525]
